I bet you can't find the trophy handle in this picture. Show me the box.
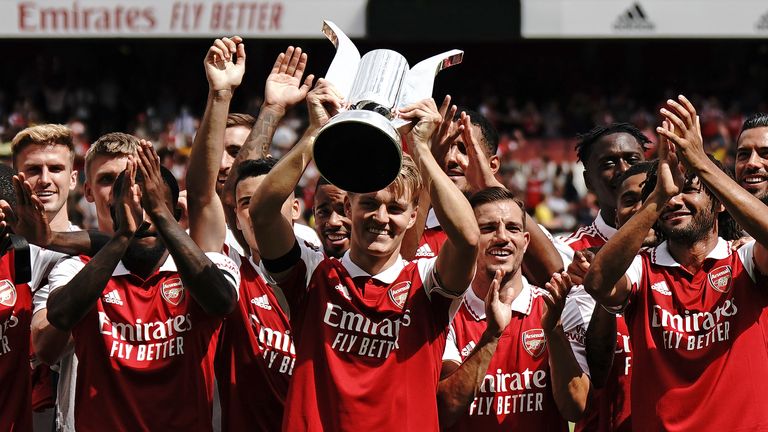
[391,49,464,127]
[322,20,361,100]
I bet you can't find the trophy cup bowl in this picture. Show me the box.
[313,110,402,193]
[314,20,463,194]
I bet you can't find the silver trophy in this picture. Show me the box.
[313,21,463,193]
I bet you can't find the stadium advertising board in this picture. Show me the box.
[522,0,768,38]
[0,0,366,37]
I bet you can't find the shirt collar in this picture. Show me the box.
[426,208,441,229]
[341,251,405,284]
[650,237,731,267]
[465,276,534,320]
[112,254,176,277]
[594,211,617,241]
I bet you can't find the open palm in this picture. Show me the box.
[205,36,246,91]
[264,46,314,109]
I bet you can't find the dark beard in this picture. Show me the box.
[123,237,167,276]
[660,208,716,245]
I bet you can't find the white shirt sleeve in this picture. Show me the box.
[205,252,241,299]
[625,255,644,287]
[417,257,465,300]
[47,256,86,294]
[442,324,462,364]
[538,224,574,267]
[737,240,757,281]
[560,285,595,377]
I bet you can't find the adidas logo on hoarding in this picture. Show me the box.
[103,289,123,306]
[756,11,768,32]
[613,2,655,31]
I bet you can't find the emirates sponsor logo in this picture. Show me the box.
[708,265,732,293]
[388,281,410,309]
[325,303,412,359]
[0,314,19,357]
[161,278,184,306]
[522,329,547,358]
[0,280,16,307]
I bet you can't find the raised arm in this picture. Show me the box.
[543,271,590,421]
[401,99,479,295]
[660,95,768,274]
[47,159,142,331]
[221,46,314,209]
[584,123,682,306]
[136,142,237,316]
[187,36,245,252]
[438,270,509,427]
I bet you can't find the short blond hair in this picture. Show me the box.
[85,132,140,180]
[348,154,422,205]
[11,124,74,167]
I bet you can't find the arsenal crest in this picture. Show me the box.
[388,281,411,309]
[522,329,547,358]
[0,280,15,307]
[708,265,732,293]
[161,278,185,306]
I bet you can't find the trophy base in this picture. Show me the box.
[314,110,402,194]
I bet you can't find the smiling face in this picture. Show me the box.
[474,199,530,279]
[345,187,417,259]
[735,127,768,202]
[658,176,720,244]
[314,183,351,258]
[584,132,645,223]
[439,122,499,194]
[15,143,77,227]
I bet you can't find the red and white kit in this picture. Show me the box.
[0,250,32,432]
[443,278,589,431]
[414,209,447,259]
[216,253,293,432]
[48,253,240,432]
[265,241,462,431]
[562,212,632,432]
[622,238,768,431]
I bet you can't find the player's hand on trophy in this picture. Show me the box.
[114,156,144,238]
[264,46,315,113]
[542,271,574,333]
[0,172,51,247]
[134,140,169,218]
[457,112,504,192]
[306,78,343,131]
[484,269,512,338]
[398,98,442,148]
[204,36,246,92]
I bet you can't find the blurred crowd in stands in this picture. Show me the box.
[1,40,766,235]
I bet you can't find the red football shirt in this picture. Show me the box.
[562,215,633,432]
[442,279,569,431]
[265,242,462,431]
[415,209,447,259]
[216,254,294,432]
[48,253,240,432]
[623,238,768,430]
[0,250,32,432]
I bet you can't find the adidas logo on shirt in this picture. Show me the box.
[651,281,672,296]
[251,294,272,310]
[461,341,476,358]
[613,2,655,31]
[103,289,124,306]
[415,244,435,258]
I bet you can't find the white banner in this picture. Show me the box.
[0,0,366,38]
[522,0,768,38]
